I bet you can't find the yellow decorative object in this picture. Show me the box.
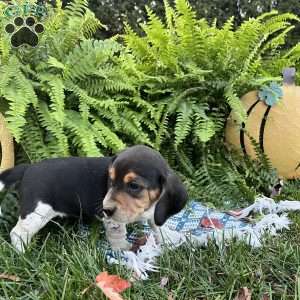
[225,68,300,179]
[0,112,14,171]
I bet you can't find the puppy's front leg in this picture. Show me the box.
[103,219,131,251]
[149,220,163,245]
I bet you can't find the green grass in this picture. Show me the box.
[1,211,300,299]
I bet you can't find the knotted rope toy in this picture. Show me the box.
[80,196,300,280]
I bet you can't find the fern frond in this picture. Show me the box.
[91,116,125,151]
[193,109,215,143]
[1,61,38,141]
[154,109,169,150]
[163,0,175,30]
[47,56,66,71]
[81,10,103,38]
[37,101,69,156]
[21,113,51,162]
[224,86,247,122]
[64,0,88,19]
[174,103,193,146]
[46,76,65,124]
[65,110,101,156]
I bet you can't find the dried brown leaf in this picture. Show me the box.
[234,287,252,300]
[96,281,125,300]
[95,271,131,300]
[167,293,174,300]
[262,294,270,300]
[0,273,20,282]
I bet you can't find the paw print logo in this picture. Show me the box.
[5,16,44,48]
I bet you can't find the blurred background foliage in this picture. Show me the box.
[81,0,300,46]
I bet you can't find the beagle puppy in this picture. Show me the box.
[0,145,188,252]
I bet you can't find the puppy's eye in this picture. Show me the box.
[128,182,141,192]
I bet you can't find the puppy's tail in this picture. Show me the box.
[0,164,30,191]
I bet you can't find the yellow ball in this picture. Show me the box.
[225,83,300,179]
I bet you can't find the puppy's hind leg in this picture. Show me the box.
[10,201,63,253]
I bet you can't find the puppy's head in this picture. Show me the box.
[102,145,188,225]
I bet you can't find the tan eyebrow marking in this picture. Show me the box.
[123,171,137,183]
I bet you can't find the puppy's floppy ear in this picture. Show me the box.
[154,172,188,226]
[110,155,117,164]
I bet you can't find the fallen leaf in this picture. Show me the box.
[96,281,125,300]
[95,271,131,300]
[200,217,224,229]
[160,276,169,288]
[234,287,251,300]
[167,293,174,300]
[0,273,20,282]
[261,294,270,300]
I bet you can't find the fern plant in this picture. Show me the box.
[122,0,300,205]
[123,0,300,151]
[173,139,278,208]
[0,0,156,161]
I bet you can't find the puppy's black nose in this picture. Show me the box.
[102,208,116,217]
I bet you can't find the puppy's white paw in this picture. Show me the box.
[10,231,25,253]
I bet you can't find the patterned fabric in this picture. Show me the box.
[78,197,300,279]
[102,201,250,266]
[164,201,248,235]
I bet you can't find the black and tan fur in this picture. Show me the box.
[0,145,188,252]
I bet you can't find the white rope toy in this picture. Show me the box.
[103,196,300,280]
